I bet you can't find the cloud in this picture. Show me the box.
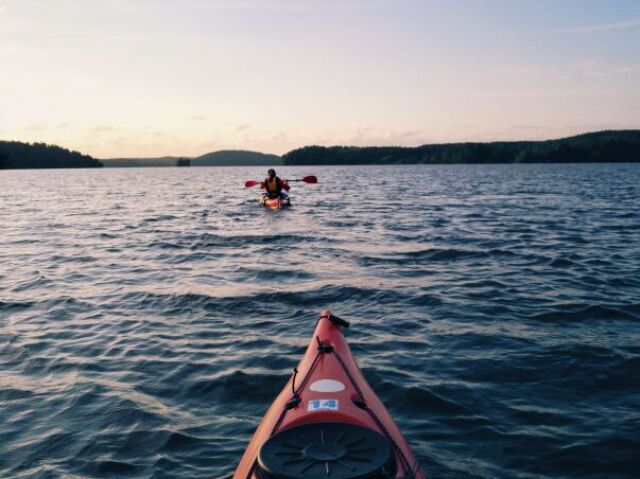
[587,63,640,78]
[499,60,640,86]
[190,115,207,121]
[553,17,640,33]
[500,65,565,79]
[511,124,547,131]
[572,60,640,78]
[188,0,401,13]
[475,89,611,99]
[501,66,542,77]
[92,126,117,133]
[236,123,250,131]
[270,130,287,141]
[309,127,429,148]
[23,124,47,131]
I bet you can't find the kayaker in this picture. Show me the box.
[261,169,290,200]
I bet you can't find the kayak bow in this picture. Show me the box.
[233,310,425,479]
[260,195,291,210]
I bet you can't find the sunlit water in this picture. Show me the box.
[1,164,639,479]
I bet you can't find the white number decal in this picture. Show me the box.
[308,399,339,411]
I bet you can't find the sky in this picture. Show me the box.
[1,0,639,158]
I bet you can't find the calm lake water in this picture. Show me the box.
[1,164,639,479]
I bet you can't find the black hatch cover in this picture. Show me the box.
[257,422,397,479]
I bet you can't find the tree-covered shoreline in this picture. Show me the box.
[0,141,103,169]
[1,130,639,169]
[282,130,640,165]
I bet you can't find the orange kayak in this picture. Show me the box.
[233,310,425,479]
[260,195,291,210]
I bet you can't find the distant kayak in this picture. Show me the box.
[260,194,291,210]
[233,310,425,479]
[246,176,316,209]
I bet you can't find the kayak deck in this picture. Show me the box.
[233,310,424,479]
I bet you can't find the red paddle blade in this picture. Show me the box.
[302,175,318,184]
[245,180,260,188]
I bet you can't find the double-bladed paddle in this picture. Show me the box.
[244,175,318,188]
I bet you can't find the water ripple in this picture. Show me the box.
[1,164,639,479]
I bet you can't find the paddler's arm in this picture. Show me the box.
[281,179,290,191]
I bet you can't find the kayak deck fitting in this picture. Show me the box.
[233,310,425,479]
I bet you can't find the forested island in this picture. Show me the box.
[0,141,103,169]
[282,130,640,165]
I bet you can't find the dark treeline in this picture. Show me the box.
[0,141,103,169]
[282,130,640,165]
[2,130,639,169]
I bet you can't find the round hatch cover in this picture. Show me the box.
[257,422,397,479]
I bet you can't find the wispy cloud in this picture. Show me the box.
[511,124,547,131]
[588,63,640,78]
[501,60,640,82]
[576,60,640,78]
[92,126,117,133]
[23,124,47,131]
[185,0,401,13]
[310,127,429,148]
[475,89,611,99]
[500,65,569,81]
[18,123,69,132]
[553,17,640,33]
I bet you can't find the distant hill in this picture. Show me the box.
[282,130,640,165]
[193,150,281,166]
[101,157,180,167]
[102,150,281,167]
[0,141,102,169]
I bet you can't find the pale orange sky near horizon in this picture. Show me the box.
[1,0,639,158]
